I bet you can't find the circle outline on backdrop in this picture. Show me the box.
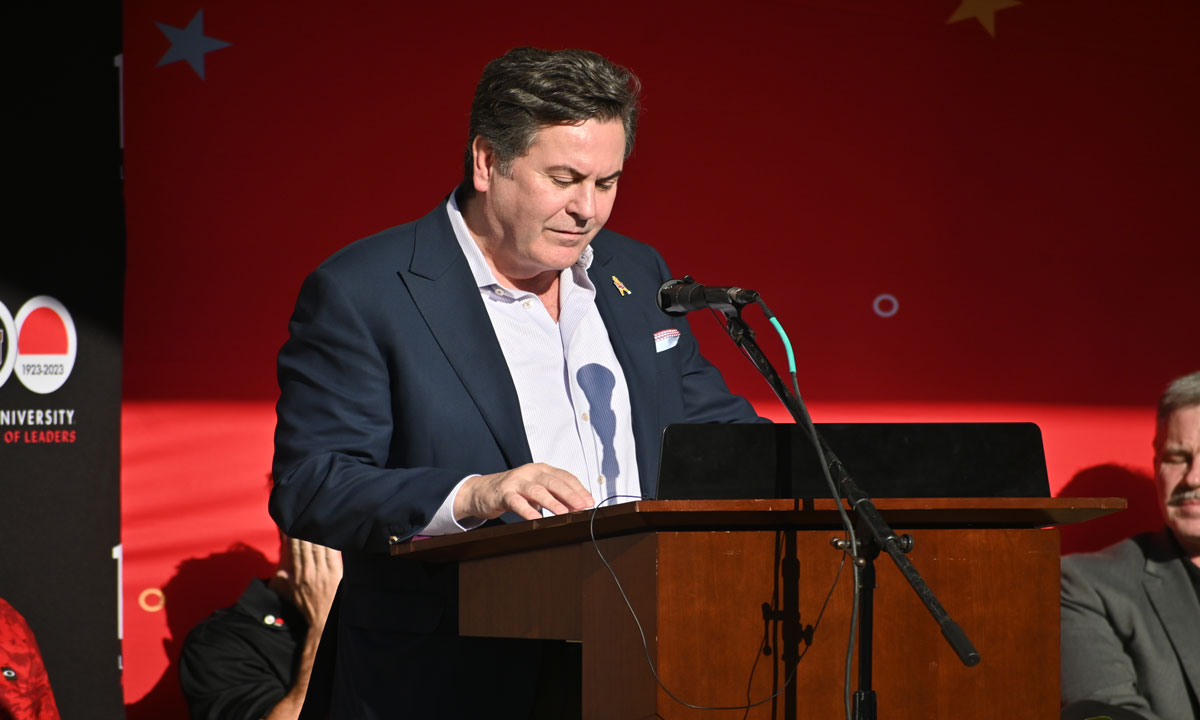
[13,295,77,394]
[0,301,15,388]
[873,293,899,318]
[138,588,165,612]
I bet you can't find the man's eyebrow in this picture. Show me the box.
[545,165,624,182]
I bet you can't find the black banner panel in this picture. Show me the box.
[2,3,125,718]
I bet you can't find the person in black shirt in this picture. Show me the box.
[179,538,341,720]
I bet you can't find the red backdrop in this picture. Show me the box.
[120,0,1198,713]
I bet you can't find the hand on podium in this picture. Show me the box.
[455,462,595,522]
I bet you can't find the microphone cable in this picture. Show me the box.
[586,490,848,716]
[706,296,863,720]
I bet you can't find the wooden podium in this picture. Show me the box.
[393,497,1123,719]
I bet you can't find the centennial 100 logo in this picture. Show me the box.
[0,296,77,394]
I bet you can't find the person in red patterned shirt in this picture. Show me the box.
[0,597,60,720]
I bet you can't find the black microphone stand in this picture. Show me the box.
[714,305,980,720]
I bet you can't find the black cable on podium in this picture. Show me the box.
[658,277,981,720]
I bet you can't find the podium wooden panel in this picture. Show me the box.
[393,498,1123,719]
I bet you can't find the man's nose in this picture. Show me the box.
[566,182,595,222]
[1185,458,1200,487]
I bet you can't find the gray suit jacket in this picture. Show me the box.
[1060,529,1200,720]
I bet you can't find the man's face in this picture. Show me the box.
[1154,404,1200,557]
[474,118,625,281]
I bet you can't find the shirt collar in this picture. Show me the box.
[445,193,595,295]
[233,578,298,631]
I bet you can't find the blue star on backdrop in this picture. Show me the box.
[155,10,231,79]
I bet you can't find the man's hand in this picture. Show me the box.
[265,539,342,720]
[454,463,595,522]
[282,538,342,632]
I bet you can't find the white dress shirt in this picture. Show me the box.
[418,194,640,535]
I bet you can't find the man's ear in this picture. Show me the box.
[472,136,497,194]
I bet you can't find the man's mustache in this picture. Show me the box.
[1167,489,1200,506]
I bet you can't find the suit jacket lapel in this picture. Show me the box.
[589,241,661,497]
[401,203,533,470]
[1142,532,1200,700]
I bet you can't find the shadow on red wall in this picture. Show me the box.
[1058,464,1163,556]
[125,544,274,719]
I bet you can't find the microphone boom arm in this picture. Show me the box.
[712,303,981,672]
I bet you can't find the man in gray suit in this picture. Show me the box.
[1060,370,1200,720]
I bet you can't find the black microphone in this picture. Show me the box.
[657,277,760,316]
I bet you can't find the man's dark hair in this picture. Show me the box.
[1155,370,1200,447]
[461,47,641,194]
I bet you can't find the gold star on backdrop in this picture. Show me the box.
[947,0,1021,38]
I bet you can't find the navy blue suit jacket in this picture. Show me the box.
[270,197,760,716]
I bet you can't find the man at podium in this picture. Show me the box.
[1061,370,1200,720]
[269,47,760,718]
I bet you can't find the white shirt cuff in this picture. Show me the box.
[416,475,485,536]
